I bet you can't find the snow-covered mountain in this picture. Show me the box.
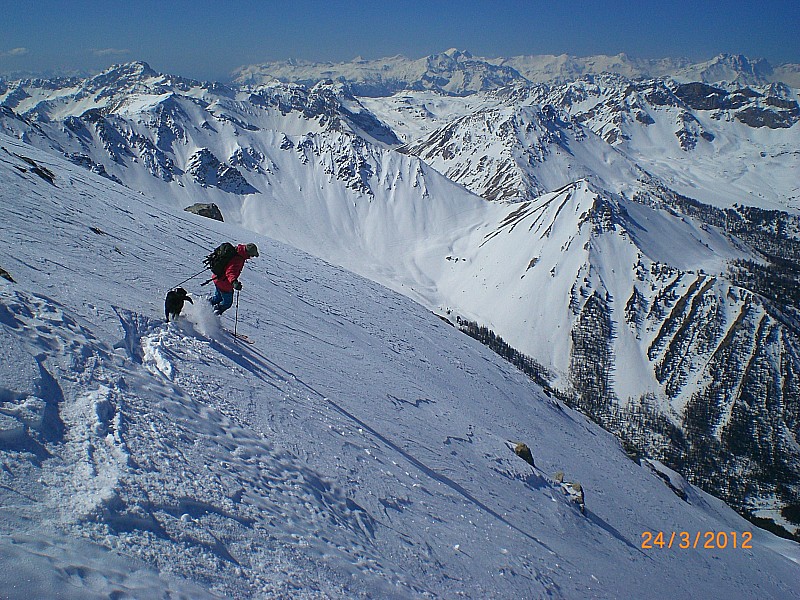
[1,60,799,545]
[398,103,649,201]
[541,77,800,210]
[4,119,800,598]
[393,75,800,210]
[672,53,781,86]
[234,49,800,91]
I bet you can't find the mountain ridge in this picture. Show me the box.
[232,50,800,94]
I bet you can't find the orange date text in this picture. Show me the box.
[641,531,753,550]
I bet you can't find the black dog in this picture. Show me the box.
[165,287,193,322]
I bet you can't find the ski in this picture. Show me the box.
[228,330,254,344]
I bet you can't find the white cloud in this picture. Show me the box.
[91,48,131,57]
[1,47,29,58]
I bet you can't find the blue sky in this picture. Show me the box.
[2,0,798,81]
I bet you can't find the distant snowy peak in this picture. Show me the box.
[414,48,525,95]
[234,48,526,96]
[233,50,800,93]
[81,60,160,91]
[673,53,775,85]
[502,52,797,86]
[495,53,686,84]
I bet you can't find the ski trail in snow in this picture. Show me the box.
[1,288,422,597]
[0,290,131,524]
[130,303,575,593]
[114,308,431,597]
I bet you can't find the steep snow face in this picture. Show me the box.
[3,133,800,599]
[424,180,745,383]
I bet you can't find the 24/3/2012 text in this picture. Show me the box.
[641,531,753,550]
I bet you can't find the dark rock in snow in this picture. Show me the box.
[184,203,224,222]
[513,442,535,467]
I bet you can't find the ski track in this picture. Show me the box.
[0,288,411,598]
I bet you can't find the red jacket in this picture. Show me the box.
[212,244,251,292]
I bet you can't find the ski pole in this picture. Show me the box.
[234,289,240,337]
[172,268,208,290]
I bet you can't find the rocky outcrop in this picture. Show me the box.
[185,148,258,194]
[184,203,223,221]
[675,82,800,129]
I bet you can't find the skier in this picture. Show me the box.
[209,243,259,315]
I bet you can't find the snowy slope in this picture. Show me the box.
[3,136,800,598]
[357,90,506,144]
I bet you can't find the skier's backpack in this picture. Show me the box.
[204,242,237,277]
